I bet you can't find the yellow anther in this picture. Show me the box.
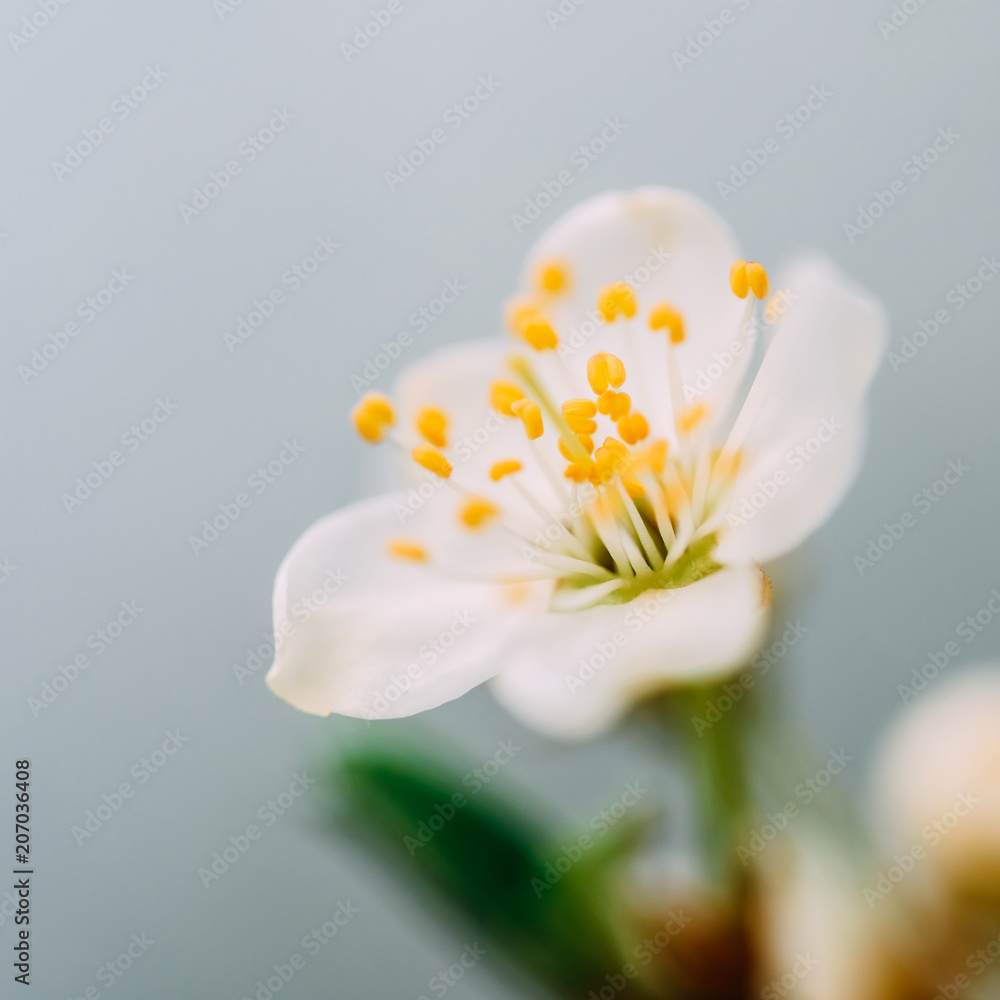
[648,439,668,474]
[489,459,522,481]
[558,433,595,461]
[609,392,631,421]
[586,352,626,394]
[511,398,544,440]
[522,316,558,351]
[490,380,525,416]
[412,444,452,478]
[415,407,449,448]
[593,438,631,482]
[566,415,597,435]
[536,260,570,296]
[562,398,597,420]
[745,262,769,299]
[564,460,595,482]
[351,393,395,443]
[730,260,750,298]
[597,282,637,322]
[506,299,540,335]
[386,537,428,563]
[617,412,649,445]
[649,303,686,344]
[459,496,499,529]
[678,403,708,434]
[621,475,645,499]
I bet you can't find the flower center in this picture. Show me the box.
[351,257,770,611]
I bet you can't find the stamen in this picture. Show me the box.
[597,282,637,322]
[678,403,707,435]
[412,444,452,478]
[490,380,525,416]
[522,316,558,351]
[617,412,649,445]
[586,352,626,394]
[459,496,499,529]
[730,260,750,299]
[351,393,395,443]
[511,398,544,440]
[386,537,428,562]
[490,459,523,481]
[509,355,590,463]
[558,434,594,461]
[536,260,570,296]
[588,495,634,578]
[614,476,664,570]
[416,407,448,448]
[649,303,685,344]
[745,262,769,299]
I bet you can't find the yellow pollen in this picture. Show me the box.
[745,262,769,299]
[558,433,595,461]
[597,282,638,322]
[415,407,448,448]
[649,303,685,344]
[459,496,500,529]
[536,260,570,295]
[610,392,631,421]
[490,458,522,481]
[562,398,597,420]
[351,393,395,443]
[564,460,595,482]
[506,299,540,335]
[511,398,544,440]
[617,412,649,445]
[522,316,558,351]
[730,260,750,298]
[386,537,428,563]
[490,380,525,416]
[587,352,626,394]
[761,571,773,607]
[593,438,630,481]
[678,403,708,434]
[412,444,452,478]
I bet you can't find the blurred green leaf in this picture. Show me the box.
[326,745,662,999]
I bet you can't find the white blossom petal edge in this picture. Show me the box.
[267,186,886,739]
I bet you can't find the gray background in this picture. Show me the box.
[3,0,999,997]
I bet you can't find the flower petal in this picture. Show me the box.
[489,566,769,740]
[520,187,751,433]
[266,491,537,719]
[715,255,886,565]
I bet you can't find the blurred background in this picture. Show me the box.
[3,1,1000,996]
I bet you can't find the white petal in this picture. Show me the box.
[715,255,886,564]
[266,492,537,719]
[521,187,750,432]
[489,566,769,740]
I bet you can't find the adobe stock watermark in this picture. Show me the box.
[672,0,756,72]
[52,66,169,180]
[737,750,852,863]
[416,943,487,1000]
[341,1,413,62]
[0,557,17,586]
[223,236,338,353]
[8,0,76,54]
[385,77,500,192]
[896,587,1000,705]
[590,911,692,1000]
[691,620,809,736]
[232,568,349,685]
[544,0,589,30]
[761,954,820,1000]
[351,278,466,393]
[71,730,189,846]
[198,771,316,888]
[843,127,959,244]
[62,397,179,513]
[531,781,647,897]
[863,792,979,907]
[936,926,1000,1000]
[510,117,628,233]
[358,611,479,720]
[214,0,251,20]
[178,107,295,223]
[878,0,933,40]
[237,902,360,1000]
[563,590,676,695]
[66,932,156,1000]
[188,439,306,555]
[403,740,521,855]
[17,268,136,385]
[716,85,833,202]
[853,459,970,576]
[27,600,145,718]
[888,254,999,372]
[726,418,843,534]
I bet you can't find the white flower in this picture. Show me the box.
[870,665,1000,903]
[266,187,885,739]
